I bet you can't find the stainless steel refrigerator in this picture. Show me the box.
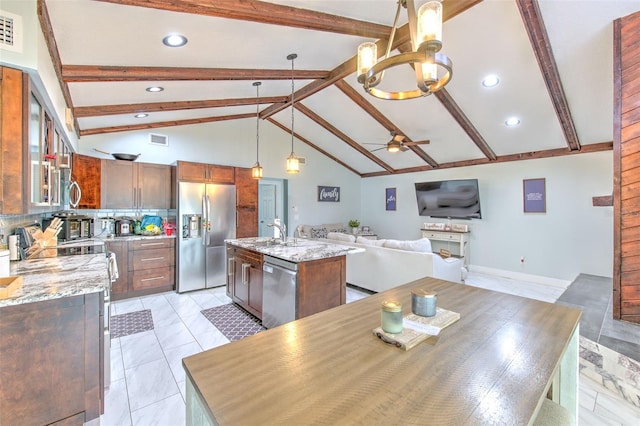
[177,182,236,292]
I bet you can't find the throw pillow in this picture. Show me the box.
[311,227,328,239]
[405,238,432,253]
[327,232,356,243]
[382,239,403,250]
[324,223,346,232]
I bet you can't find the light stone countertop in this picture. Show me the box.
[2,249,109,308]
[225,237,364,263]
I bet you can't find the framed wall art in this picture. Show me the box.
[385,187,396,211]
[523,178,546,213]
[317,186,340,202]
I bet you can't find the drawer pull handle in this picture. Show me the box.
[140,257,165,262]
[140,242,165,247]
[141,276,165,282]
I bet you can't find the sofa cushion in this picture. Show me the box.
[324,223,346,232]
[383,238,432,253]
[327,232,356,243]
[301,225,314,237]
[356,236,386,246]
[311,227,328,238]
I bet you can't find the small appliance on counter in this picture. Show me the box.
[115,217,135,237]
[42,212,93,242]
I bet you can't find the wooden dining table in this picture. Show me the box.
[183,277,581,425]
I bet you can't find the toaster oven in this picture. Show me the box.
[43,215,94,242]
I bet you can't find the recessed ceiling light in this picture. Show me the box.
[146,86,164,92]
[162,34,187,47]
[505,117,521,127]
[134,113,148,118]
[482,74,500,87]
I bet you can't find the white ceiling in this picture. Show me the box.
[42,0,639,175]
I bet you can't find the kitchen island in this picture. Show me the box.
[0,247,109,425]
[225,237,363,326]
[183,276,581,425]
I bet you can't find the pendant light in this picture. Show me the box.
[286,53,300,174]
[251,81,263,179]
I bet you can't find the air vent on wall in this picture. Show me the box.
[297,156,306,165]
[149,133,169,147]
[0,10,22,53]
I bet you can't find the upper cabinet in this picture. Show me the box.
[72,154,101,209]
[101,160,172,209]
[0,66,72,214]
[177,161,234,184]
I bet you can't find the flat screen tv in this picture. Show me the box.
[414,179,481,219]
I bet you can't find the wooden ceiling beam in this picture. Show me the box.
[79,113,254,136]
[516,0,581,151]
[36,0,79,135]
[94,0,392,39]
[434,88,497,161]
[361,141,612,177]
[334,79,439,168]
[266,118,362,176]
[294,103,395,173]
[62,65,329,82]
[74,97,288,118]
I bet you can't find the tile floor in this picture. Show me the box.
[90,274,640,425]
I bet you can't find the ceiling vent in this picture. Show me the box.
[0,10,22,53]
[149,133,169,147]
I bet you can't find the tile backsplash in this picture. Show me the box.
[0,209,177,247]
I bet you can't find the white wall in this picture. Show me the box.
[78,119,362,235]
[360,151,613,282]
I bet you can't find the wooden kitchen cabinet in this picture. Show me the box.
[0,67,25,214]
[177,160,235,184]
[235,167,259,238]
[72,153,101,209]
[109,237,175,300]
[101,160,171,209]
[0,66,72,214]
[227,246,263,318]
[0,292,104,425]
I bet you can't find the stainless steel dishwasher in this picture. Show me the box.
[262,255,298,329]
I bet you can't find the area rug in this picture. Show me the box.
[201,304,265,341]
[111,309,154,339]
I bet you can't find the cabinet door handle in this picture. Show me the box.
[140,242,165,247]
[141,276,165,282]
[242,263,250,285]
[140,257,165,262]
[228,257,235,277]
[139,188,142,208]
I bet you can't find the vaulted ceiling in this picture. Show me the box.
[38,0,638,176]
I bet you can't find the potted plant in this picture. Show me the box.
[348,219,360,234]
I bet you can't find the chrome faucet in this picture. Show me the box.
[267,222,287,243]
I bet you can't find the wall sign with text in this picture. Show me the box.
[386,188,396,211]
[523,178,546,213]
[317,186,340,202]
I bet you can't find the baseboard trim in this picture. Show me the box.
[468,265,572,290]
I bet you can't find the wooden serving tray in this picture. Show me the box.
[373,308,460,351]
[0,276,23,300]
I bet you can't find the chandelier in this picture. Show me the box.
[286,53,300,174]
[251,81,263,179]
[356,0,452,100]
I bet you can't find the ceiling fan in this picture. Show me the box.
[364,131,430,153]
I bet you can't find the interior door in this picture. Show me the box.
[259,184,276,237]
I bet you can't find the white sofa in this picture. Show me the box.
[318,233,463,293]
